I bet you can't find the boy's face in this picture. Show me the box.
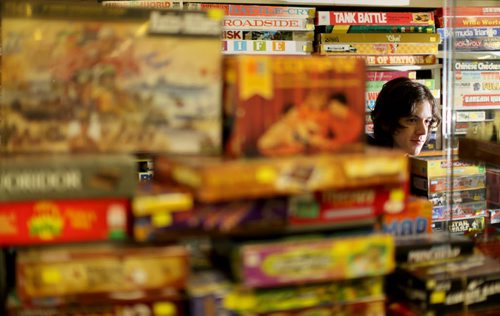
[393,100,433,156]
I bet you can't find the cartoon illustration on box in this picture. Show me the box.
[2,18,222,154]
[225,56,365,157]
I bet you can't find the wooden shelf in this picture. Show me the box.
[368,64,442,71]
[458,138,500,166]
[176,0,445,8]
[438,51,500,60]
[419,148,458,157]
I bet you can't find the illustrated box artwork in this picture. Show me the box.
[224,55,366,157]
[1,2,223,154]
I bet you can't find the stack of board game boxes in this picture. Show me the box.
[436,7,499,144]
[1,1,499,315]
[315,10,440,66]
[435,6,499,235]
[409,156,488,235]
[103,1,317,56]
[314,9,442,152]
[0,1,221,315]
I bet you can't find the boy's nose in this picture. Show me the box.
[415,119,427,135]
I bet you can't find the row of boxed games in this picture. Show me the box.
[0,147,435,245]
[387,233,500,316]
[408,155,494,234]
[4,233,395,315]
[102,1,445,63]
[8,231,500,316]
[1,1,373,156]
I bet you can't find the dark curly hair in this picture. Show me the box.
[370,77,441,148]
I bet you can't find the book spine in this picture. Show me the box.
[319,43,438,55]
[319,33,440,43]
[186,3,315,18]
[222,40,312,55]
[317,25,435,33]
[223,30,314,41]
[0,155,137,201]
[0,198,129,245]
[316,11,435,26]
[223,17,314,31]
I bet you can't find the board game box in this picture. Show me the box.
[235,234,394,288]
[155,147,409,203]
[0,153,137,202]
[0,198,129,246]
[224,55,366,157]
[1,1,223,154]
[16,243,189,303]
[395,255,500,314]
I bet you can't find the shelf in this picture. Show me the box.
[177,0,445,7]
[368,64,443,71]
[438,51,500,60]
[458,138,500,166]
[419,148,458,157]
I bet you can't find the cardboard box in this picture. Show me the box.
[156,147,409,203]
[16,244,189,302]
[0,198,129,246]
[1,1,223,154]
[410,156,485,178]
[290,183,408,226]
[224,55,366,158]
[235,234,394,288]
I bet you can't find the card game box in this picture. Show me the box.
[1,1,223,154]
[223,55,366,158]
